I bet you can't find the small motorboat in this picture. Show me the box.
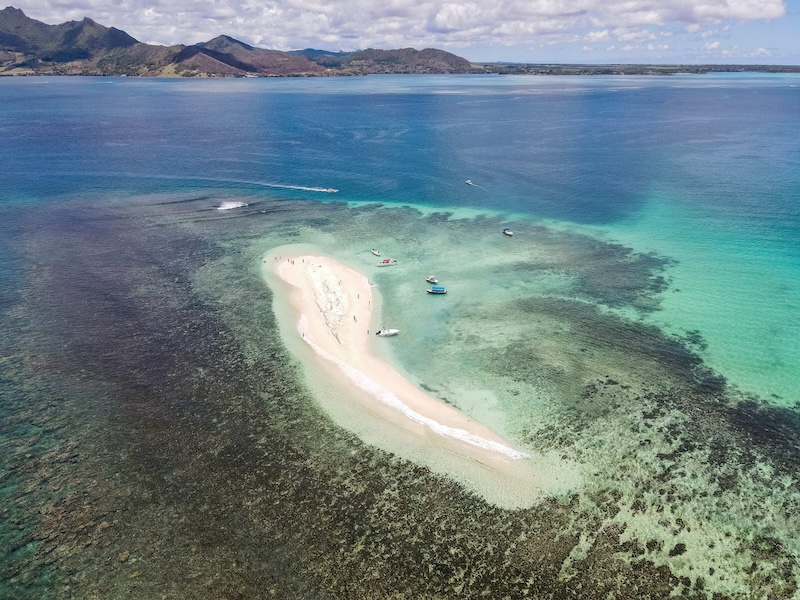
[377,258,397,267]
[502,228,513,236]
[375,328,400,337]
[371,248,382,256]
[325,188,339,193]
[465,179,473,186]
[427,286,447,295]
[425,275,438,284]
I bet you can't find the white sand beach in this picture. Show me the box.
[263,245,577,507]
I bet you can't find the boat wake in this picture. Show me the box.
[206,177,338,194]
[267,183,338,193]
[88,173,339,194]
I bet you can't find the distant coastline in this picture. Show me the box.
[5,64,800,78]
[2,7,798,78]
[474,63,800,76]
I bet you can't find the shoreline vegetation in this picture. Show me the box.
[2,7,798,78]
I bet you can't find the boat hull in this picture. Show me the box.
[376,329,399,336]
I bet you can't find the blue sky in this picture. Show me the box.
[11,0,800,64]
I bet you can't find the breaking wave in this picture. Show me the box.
[216,201,249,210]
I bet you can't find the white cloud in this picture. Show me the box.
[703,40,720,49]
[585,29,610,43]
[703,44,780,59]
[11,0,789,54]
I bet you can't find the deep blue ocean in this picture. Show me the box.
[1,73,800,598]
[4,74,798,226]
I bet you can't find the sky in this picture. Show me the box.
[10,0,800,64]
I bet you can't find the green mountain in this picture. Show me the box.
[191,35,324,75]
[290,47,474,73]
[0,6,136,62]
[0,7,478,76]
[338,48,474,73]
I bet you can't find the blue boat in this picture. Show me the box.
[427,286,447,295]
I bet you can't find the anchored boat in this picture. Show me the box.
[375,328,400,337]
[377,258,398,267]
[426,286,447,295]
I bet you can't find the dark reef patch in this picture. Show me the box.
[491,295,717,402]
[719,399,800,473]
[507,225,674,314]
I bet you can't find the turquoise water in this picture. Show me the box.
[582,195,800,403]
[2,74,800,597]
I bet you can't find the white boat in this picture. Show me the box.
[427,286,447,295]
[377,258,397,267]
[375,328,399,337]
[465,179,473,185]
[502,228,513,236]
[325,188,339,193]
[371,248,382,256]
[425,275,438,284]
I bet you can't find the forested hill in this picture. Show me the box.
[0,7,479,76]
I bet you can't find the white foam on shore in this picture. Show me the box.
[296,314,529,460]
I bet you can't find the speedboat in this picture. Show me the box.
[426,286,447,294]
[425,275,438,284]
[377,258,397,267]
[465,180,473,186]
[371,248,382,256]
[325,188,339,193]
[375,328,399,337]
[502,228,513,236]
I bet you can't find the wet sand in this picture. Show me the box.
[263,245,577,507]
